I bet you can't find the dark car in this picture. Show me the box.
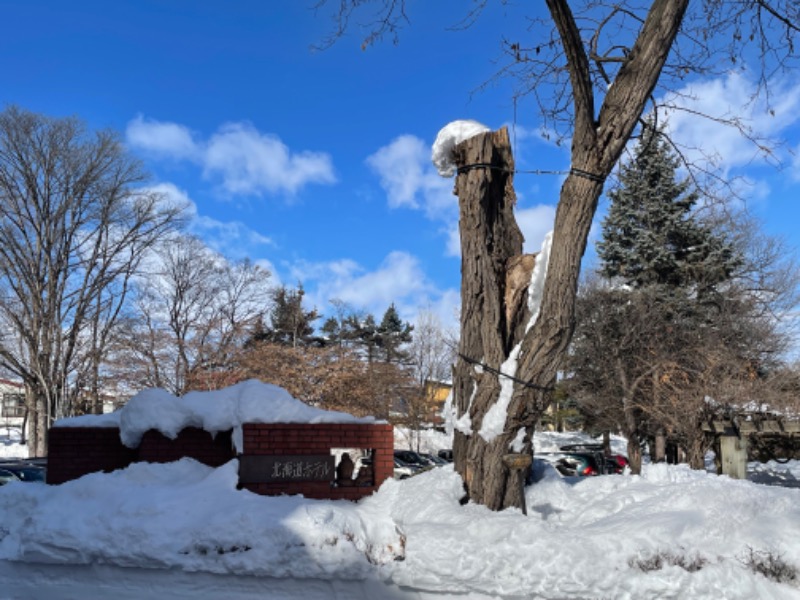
[0,460,46,483]
[437,449,453,462]
[553,452,603,476]
[559,444,628,475]
[393,450,434,469]
[419,452,448,466]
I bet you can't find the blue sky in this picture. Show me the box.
[3,1,800,329]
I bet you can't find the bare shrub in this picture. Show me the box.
[629,549,708,573]
[740,547,798,585]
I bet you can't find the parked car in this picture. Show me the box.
[394,450,434,470]
[0,460,46,483]
[605,453,629,474]
[419,452,448,466]
[437,449,453,462]
[393,456,423,480]
[552,452,602,476]
[559,444,628,475]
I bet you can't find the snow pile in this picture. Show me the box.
[431,120,490,177]
[1,431,800,598]
[0,458,403,578]
[389,465,800,599]
[55,379,377,451]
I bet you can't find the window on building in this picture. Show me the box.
[1,393,25,418]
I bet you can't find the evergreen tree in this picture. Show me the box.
[377,304,413,363]
[597,123,737,291]
[573,123,752,471]
[319,299,361,350]
[350,313,381,363]
[255,284,320,347]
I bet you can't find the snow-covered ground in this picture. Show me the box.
[1,436,799,598]
[1,382,798,600]
[0,425,26,460]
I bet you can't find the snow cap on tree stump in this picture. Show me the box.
[431,120,490,177]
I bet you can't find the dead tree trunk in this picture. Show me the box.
[451,127,533,511]
[451,0,689,510]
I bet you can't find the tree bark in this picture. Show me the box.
[451,128,532,511]
[627,436,643,475]
[450,0,690,510]
[654,429,666,463]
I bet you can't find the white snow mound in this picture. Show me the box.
[55,379,377,451]
[432,120,491,177]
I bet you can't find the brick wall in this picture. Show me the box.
[47,422,394,501]
[47,427,137,484]
[239,423,394,500]
[138,427,235,467]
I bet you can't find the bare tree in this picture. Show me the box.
[315,1,799,509]
[403,308,455,448]
[409,308,454,389]
[111,234,270,396]
[0,107,184,454]
[568,281,662,473]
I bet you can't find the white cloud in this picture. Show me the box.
[142,182,274,260]
[296,251,429,309]
[661,72,800,176]
[366,135,455,220]
[126,116,336,197]
[445,224,461,258]
[255,258,280,287]
[426,288,461,333]
[203,122,336,196]
[144,181,194,214]
[366,135,427,209]
[126,115,200,161]
[191,214,274,260]
[368,133,560,259]
[515,204,557,254]
[288,251,459,325]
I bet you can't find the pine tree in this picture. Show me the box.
[577,123,747,471]
[256,284,320,347]
[597,124,737,291]
[349,314,380,363]
[319,300,362,350]
[377,304,413,364]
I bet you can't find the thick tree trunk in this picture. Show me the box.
[35,393,47,457]
[450,125,607,509]
[654,429,666,463]
[450,0,690,511]
[685,431,709,470]
[623,398,643,475]
[451,128,530,510]
[627,435,643,475]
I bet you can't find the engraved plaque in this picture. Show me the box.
[239,455,335,484]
